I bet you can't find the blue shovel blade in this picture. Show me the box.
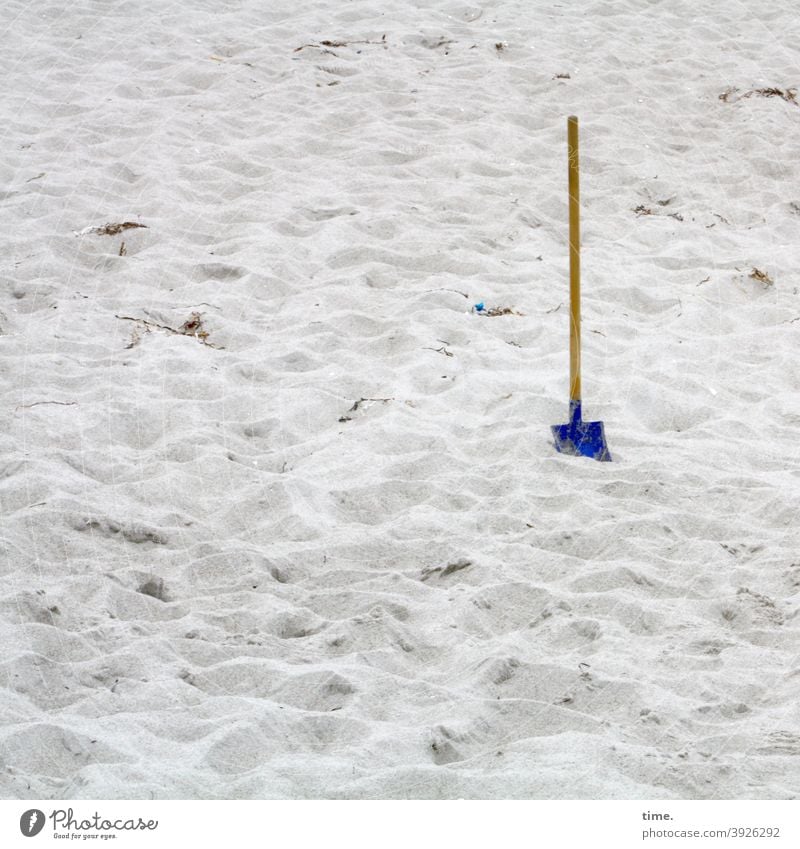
[551,401,612,462]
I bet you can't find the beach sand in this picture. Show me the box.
[1,0,799,799]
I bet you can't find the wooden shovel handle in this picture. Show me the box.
[568,116,581,402]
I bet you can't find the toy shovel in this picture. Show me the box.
[551,116,612,462]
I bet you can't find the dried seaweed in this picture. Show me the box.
[116,311,224,348]
[76,222,148,237]
[749,267,773,287]
[475,304,523,316]
[179,312,209,339]
[294,34,387,52]
[719,86,798,105]
[753,87,797,102]
[634,201,683,221]
[484,306,522,316]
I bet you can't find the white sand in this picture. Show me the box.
[1,0,799,799]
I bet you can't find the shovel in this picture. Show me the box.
[551,116,612,462]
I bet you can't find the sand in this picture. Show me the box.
[1,0,799,799]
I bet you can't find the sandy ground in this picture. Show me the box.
[1,0,799,799]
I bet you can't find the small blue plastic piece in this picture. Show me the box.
[474,302,485,312]
[551,399,612,462]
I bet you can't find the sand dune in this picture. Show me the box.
[1,0,799,799]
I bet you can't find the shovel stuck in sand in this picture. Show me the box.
[551,116,612,462]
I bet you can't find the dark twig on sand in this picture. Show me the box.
[294,34,387,53]
[348,396,393,412]
[15,400,77,412]
[338,396,394,423]
[425,287,469,299]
